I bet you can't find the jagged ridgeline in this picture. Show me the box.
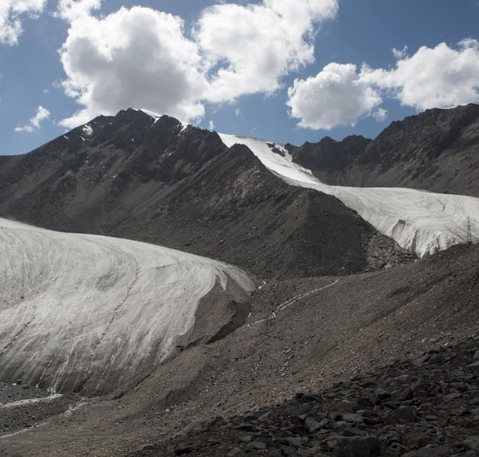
[0,108,415,279]
[290,103,479,197]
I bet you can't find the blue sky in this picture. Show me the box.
[1,0,479,156]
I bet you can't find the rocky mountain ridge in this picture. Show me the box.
[0,108,410,279]
[290,103,479,196]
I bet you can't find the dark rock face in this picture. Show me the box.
[0,109,407,279]
[0,109,224,232]
[118,143,396,279]
[288,135,371,184]
[292,103,479,196]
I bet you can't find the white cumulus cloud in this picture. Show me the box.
[0,0,46,45]
[57,0,338,128]
[58,5,208,128]
[286,63,382,130]
[288,40,479,130]
[373,107,388,122]
[371,39,479,110]
[15,105,50,133]
[196,0,338,102]
[56,0,101,22]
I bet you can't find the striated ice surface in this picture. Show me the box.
[0,219,254,393]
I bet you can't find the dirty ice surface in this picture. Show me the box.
[219,134,479,257]
[0,219,254,394]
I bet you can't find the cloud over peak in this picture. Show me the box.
[57,0,339,128]
[287,63,383,130]
[20,1,477,133]
[58,5,208,128]
[287,40,479,130]
[373,40,479,110]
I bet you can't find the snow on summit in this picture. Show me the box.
[0,219,254,394]
[219,133,479,258]
[137,108,162,120]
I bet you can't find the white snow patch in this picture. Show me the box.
[138,107,162,121]
[135,108,188,130]
[82,125,93,136]
[0,219,255,393]
[219,133,479,257]
[0,394,62,409]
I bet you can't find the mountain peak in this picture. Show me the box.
[136,107,162,121]
[290,134,370,175]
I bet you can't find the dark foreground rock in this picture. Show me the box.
[127,335,479,457]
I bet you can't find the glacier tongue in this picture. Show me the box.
[0,219,255,394]
[219,133,479,257]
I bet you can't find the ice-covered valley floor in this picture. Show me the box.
[0,219,254,395]
[219,134,479,257]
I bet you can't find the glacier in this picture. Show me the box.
[0,218,255,394]
[219,134,479,258]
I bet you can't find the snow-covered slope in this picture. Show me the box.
[219,134,479,257]
[0,219,254,394]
